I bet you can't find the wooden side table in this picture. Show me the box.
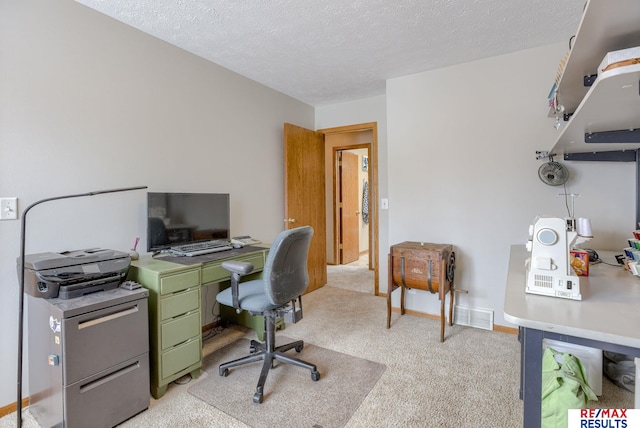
[387,241,459,342]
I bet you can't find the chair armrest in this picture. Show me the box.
[221,261,255,311]
[221,260,254,275]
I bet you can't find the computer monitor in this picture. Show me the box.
[146,192,230,252]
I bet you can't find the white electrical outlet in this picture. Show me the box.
[381,198,389,209]
[0,197,18,220]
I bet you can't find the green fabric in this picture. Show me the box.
[541,347,598,428]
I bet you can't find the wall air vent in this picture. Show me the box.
[453,305,494,330]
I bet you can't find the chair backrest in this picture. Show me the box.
[262,226,314,306]
[148,217,169,248]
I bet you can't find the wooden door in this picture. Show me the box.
[339,151,360,264]
[284,123,327,292]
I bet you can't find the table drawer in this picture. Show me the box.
[201,252,265,284]
[159,269,200,295]
[161,337,201,379]
[160,288,199,321]
[161,311,200,350]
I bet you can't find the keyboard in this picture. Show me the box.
[171,240,233,257]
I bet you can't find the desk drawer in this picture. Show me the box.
[160,288,199,321]
[161,311,200,350]
[201,253,265,284]
[159,269,200,295]
[161,337,201,379]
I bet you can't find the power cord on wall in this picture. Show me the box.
[200,283,226,341]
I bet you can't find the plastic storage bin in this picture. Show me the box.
[542,338,602,395]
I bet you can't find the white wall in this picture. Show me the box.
[0,0,314,408]
[386,42,635,327]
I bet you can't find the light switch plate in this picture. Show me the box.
[0,197,18,220]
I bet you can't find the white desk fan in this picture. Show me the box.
[538,158,569,187]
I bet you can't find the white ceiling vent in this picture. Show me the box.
[453,305,494,331]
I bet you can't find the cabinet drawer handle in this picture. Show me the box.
[170,310,196,320]
[78,305,139,329]
[79,361,140,393]
[171,286,196,295]
[172,336,198,348]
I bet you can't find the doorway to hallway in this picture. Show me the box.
[319,122,379,295]
[326,252,374,294]
[336,148,368,265]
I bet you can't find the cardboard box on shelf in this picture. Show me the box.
[570,250,589,276]
[598,46,640,73]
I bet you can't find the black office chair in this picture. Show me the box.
[216,226,320,403]
[148,217,169,249]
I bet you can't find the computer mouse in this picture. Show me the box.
[232,243,243,249]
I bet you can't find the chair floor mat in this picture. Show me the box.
[188,337,386,428]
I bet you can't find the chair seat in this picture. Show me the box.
[216,280,279,313]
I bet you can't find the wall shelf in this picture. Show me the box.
[552,63,640,155]
[553,0,640,119]
[547,0,640,226]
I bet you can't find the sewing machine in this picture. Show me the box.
[525,216,582,300]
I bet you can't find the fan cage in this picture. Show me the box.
[538,161,569,186]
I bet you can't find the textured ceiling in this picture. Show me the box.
[74,0,586,106]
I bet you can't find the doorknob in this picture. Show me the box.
[284,218,296,223]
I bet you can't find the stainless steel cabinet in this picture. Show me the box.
[27,287,150,428]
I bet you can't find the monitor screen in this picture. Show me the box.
[147,192,230,252]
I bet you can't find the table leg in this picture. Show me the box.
[448,285,454,327]
[440,297,445,342]
[636,357,640,409]
[152,384,168,399]
[190,368,201,379]
[521,327,543,428]
[387,253,392,328]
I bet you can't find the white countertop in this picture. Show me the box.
[504,245,640,348]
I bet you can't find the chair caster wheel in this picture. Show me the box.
[219,368,229,377]
[253,392,263,403]
[311,370,320,381]
[295,344,304,353]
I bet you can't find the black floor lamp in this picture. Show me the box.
[16,185,147,428]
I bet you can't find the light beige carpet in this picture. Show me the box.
[188,336,386,428]
[327,261,374,295]
[1,284,633,428]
